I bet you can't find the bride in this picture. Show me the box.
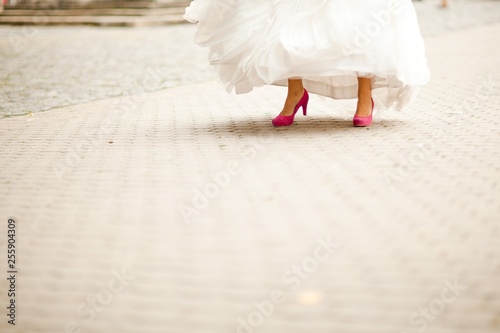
[184,0,430,127]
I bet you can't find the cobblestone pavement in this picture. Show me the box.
[0,24,214,116]
[0,5,499,332]
[1,0,500,116]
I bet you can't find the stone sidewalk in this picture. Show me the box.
[0,15,499,333]
[1,0,500,117]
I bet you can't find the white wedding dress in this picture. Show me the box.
[184,0,430,111]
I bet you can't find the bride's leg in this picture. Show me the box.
[278,79,305,116]
[355,77,373,117]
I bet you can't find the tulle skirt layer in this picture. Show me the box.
[184,0,430,111]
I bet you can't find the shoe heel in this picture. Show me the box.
[352,97,374,127]
[302,92,309,116]
[271,89,308,127]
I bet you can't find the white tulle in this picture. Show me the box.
[184,0,430,111]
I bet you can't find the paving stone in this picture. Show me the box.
[1,0,500,116]
[0,1,499,333]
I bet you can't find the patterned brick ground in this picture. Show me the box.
[0,11,499,333]
[1,0,500,116]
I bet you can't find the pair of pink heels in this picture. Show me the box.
[271,89,374,127]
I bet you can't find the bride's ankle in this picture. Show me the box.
[287,88,305,99]
[355,96,373,116]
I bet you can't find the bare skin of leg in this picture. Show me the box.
[355,77,373,117]
[279,79,305,116]
[280,77,372,118]
[441,0,448,8]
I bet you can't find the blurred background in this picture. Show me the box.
[0,1,499,333]
[1,0,499,117]
[0,0,190,26]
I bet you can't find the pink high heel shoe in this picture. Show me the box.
[353,98,374,127]
[272,89,309,127]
